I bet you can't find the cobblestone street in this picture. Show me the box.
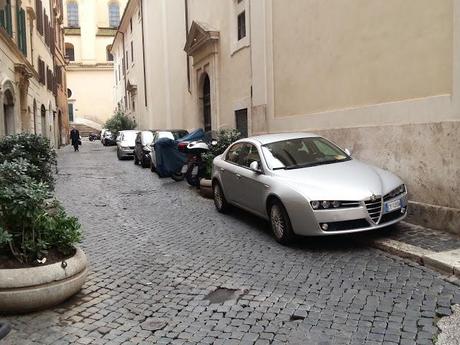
[3,142,460,345]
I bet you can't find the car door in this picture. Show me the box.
[219,143,245,203]
[232,143,267,215]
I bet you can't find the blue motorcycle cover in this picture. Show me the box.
[154,129,206,177]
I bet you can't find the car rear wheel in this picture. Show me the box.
[213,182,230,213]
[269,200,294,245]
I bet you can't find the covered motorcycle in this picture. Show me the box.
[154,129,205,178]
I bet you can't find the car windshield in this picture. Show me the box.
[261,137,350,170]
[142,131,154,145]
[122,131,137,142]
[172,130,188,140]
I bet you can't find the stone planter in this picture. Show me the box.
[199,178,213,199]
[0,248,88,314]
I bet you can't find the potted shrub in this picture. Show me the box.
[199,129,241,198]
[0,134,86,314]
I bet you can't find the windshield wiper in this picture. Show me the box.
[283,158,349,170]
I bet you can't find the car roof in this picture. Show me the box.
[119,130,138,133]
[248,132,320,145]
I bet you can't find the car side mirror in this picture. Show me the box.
[345,148,352,156]
[249,161,263,174]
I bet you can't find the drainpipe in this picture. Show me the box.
[121,31,128,112]
[140,0,147,107]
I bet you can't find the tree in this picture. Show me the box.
[104,110,136,136]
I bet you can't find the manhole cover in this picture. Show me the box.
[204,288,246,304]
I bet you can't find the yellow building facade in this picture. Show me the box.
[0,0,68,146]
[64,0,127,129]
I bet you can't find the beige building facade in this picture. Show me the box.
[0,0,68,147]
[113,0,460,234]
[64,0,127,129]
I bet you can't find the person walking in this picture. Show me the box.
[70,126,81,152]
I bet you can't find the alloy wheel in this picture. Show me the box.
[271,204,285,239]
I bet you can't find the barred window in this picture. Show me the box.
[108,2,120,28]
[67,1,79,27]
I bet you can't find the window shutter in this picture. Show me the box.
[0,9,5,29]
[5,1,12,36]
[17,8,27,56]
[36,0,43,35]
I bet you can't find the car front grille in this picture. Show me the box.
[365,198,382,224]
[339,201,361,208]
[323,219,370,231]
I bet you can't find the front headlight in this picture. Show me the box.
[387,184,406,199]
[311,200,342,210]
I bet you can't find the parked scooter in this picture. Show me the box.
[172,140,211,186]
[88,132,101,142]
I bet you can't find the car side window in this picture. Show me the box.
[238,144,261,168]
[225,143,244,164]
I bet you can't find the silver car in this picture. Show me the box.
[212,133,408,244]
[116,130,139,160]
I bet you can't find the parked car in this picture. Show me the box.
[102,130,116,146]
[150,129,189,172]
[88,132,101,141]
[212,133,408,244]
[116,130,139,160]
[0,321,11,340]
[134,130,156,168]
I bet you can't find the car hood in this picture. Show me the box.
[272,159,403,201]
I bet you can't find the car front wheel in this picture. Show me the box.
[269,200,295,245]
[213,182,230,213]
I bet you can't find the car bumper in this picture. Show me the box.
[292,195,408,236]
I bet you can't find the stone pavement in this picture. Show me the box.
[361,223,460,279]
[2,141,460,345]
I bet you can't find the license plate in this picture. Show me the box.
[384,199,401,213]
[192,166,199,176]
[181,165,188,174]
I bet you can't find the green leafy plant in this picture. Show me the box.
[105,110,136,137]
[0,133,57,190]
[202,129,241,179]
[0,159,81,264]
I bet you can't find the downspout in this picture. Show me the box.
[140,0,147,107]
[121,31,128,112]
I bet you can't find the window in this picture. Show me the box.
[35,0,43,35]
[235,109,248,138]
[67,1,79,27]
[131,41,134,63]
[106,45,113,61]
[237,11,246,40]
[65,43,75,61]
[108,2,120,27]
[17,7,27,55]
[0,0,13,36]
[226,143,245,164]
[38,58,46,84]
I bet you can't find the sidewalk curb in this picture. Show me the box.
[366,238,460,279]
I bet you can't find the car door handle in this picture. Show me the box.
[235,173,242,179]
[220,168,225,172]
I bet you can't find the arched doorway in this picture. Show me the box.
[202,74,211,132]
[3,89,15,135]
[40,105,46,137]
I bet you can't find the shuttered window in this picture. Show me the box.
[17,6,27,55]
[108,2,120,28]
[36,0,43,35]
[1,0,13,36]
[38,58,46,85]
